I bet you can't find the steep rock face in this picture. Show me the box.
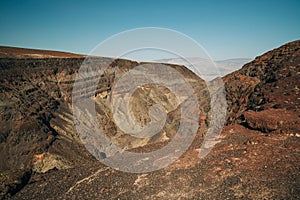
[0,51,210,198]
[224,73,260,124]
[0,58,92,168]
[0,58,93,198]
[224,40,300,125]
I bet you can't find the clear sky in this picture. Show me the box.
[0,0,299,60]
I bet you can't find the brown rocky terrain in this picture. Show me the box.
[0,46,210,198]
[0,46,85,59]
[0,41,300,199]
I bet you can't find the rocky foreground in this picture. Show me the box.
[0,41,300,199]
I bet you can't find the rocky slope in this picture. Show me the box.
[0,47,210,198]
[225,40,300,129]
[1,41,300,199]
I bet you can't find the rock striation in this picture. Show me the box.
[0,47,210,198]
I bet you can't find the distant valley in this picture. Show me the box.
[157,57,252,80]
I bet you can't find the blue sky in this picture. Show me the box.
[0,0,299,60]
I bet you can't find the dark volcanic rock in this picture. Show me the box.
[224,40,300,124]
[244,109,300,133]
[0,57,94,198]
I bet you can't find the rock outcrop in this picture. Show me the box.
[224,40,300,126]
[243,109,299,134]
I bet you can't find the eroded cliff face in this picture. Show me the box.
[0,53,210,198]
[0,58,88,196]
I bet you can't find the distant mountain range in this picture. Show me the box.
[157,57,252,80]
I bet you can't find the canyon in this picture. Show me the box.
[0,41,299,199]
